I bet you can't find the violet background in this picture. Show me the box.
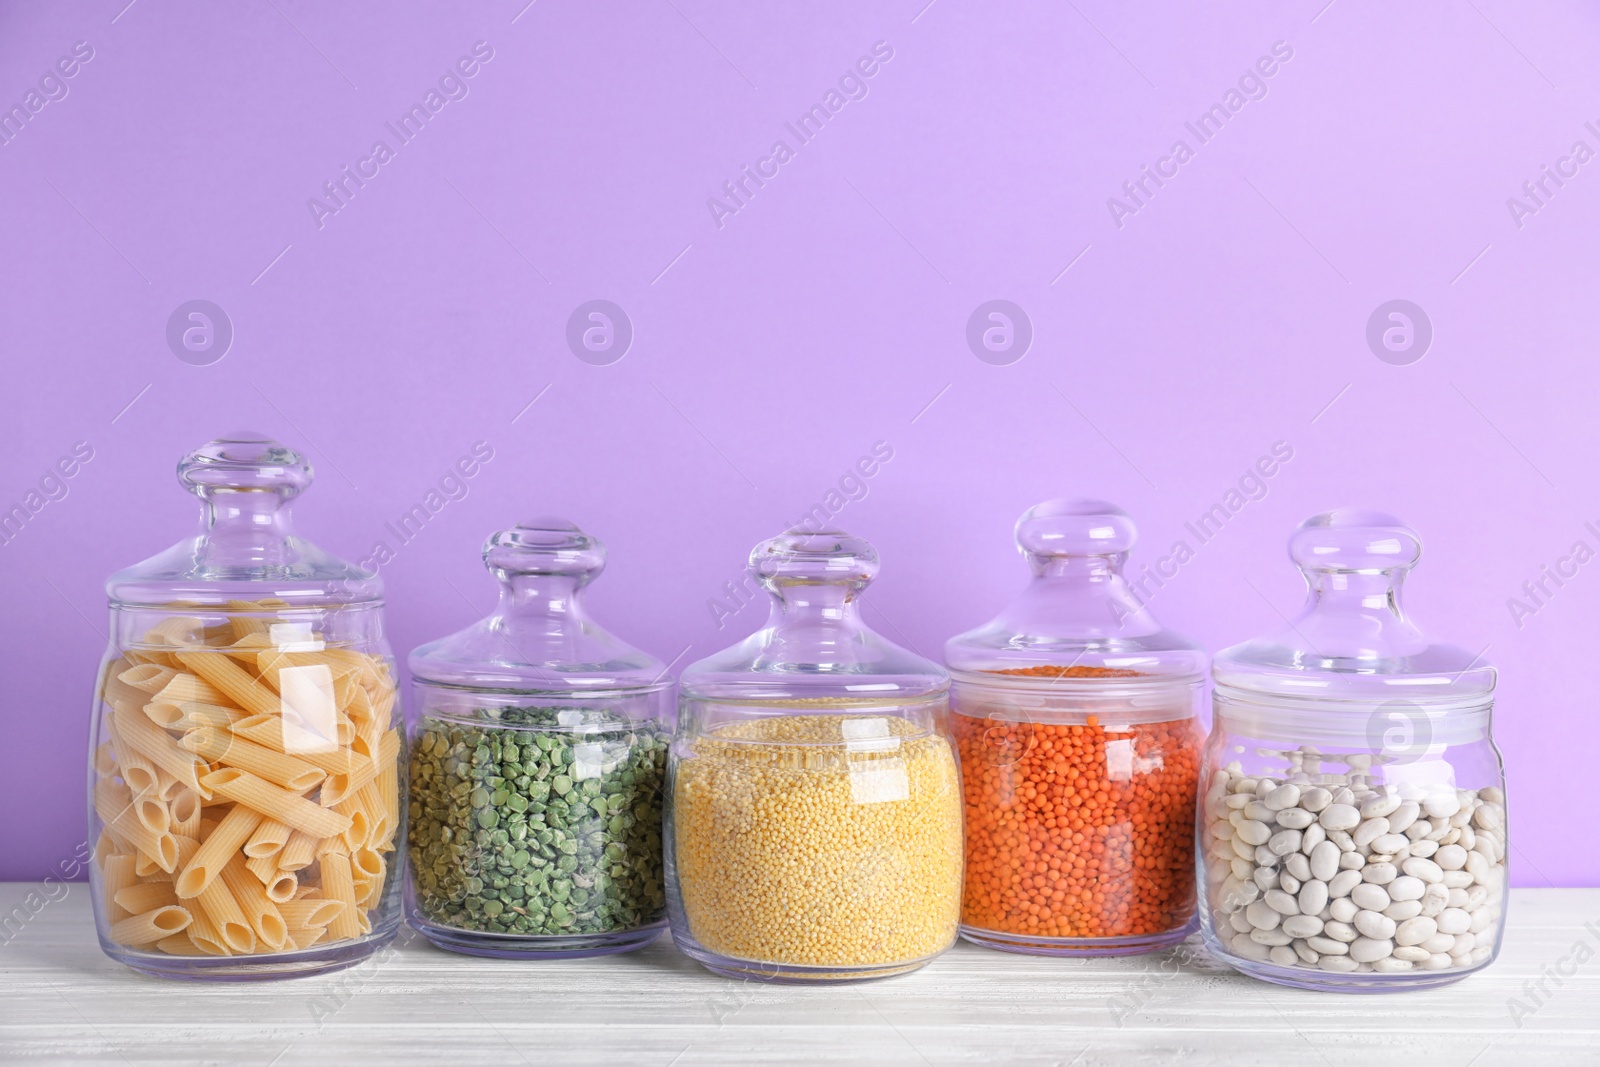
[1,1,1595,886]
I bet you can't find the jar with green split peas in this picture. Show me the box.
[405,520,673,959]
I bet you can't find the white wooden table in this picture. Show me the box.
[1,885,1595,1065]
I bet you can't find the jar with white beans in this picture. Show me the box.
[1198,510,1507,992]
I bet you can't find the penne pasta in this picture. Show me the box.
[243,817,291,859]
[244,855,299,901]
[144,700,245,732]
[132,794,169,835]
[181,728,325,792]
[144,615,205,647]
[222,632,275,660]
[173,651,282,717]
[320,852,361,941]
[155,933,209,956]
[119,663,178,694]
[278,831,318,872]
[229,714,341,761]
[169,790,202,839]
[115,744,159,796]
[152,672,235,708]
[110,702,207,796]
[276,898,344,928]
[322,729,399,807]
[109,905,192,946]
[226,602,274,640]
[115,882,179,914]
[201,768,352,839]
[100,779,178,873]
[175,803,262,898]
[220,855,288,950]
[195,876,257,954]
[376,756,398,853]
[101,854,138,923]
[184,905,231,955]
[285,924,328,951]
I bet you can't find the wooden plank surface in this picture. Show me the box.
[1,885,1596,1065]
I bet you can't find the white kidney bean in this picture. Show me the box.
[1282,914,1324,939]
[1284,853,1312,883]
[1395,916,1438,947]
[1370,833,1409,855]
[1265,784,1302,811]
[1386,802,1420,835]
[1321,955,1360,972]
[1383,899,1423,922]
[1402,857,1444,883]
[1350,937,1394,963]
[1353,818,1391,850]
[1298,879,1329,916]
[1351,883,1390,911]
[1265,889,1299,915]
[1424,792,1461,820]
[1308,934,1350,954]
[1420,932,1456,954]
[1319,804,1361,832]
[1270,945,1299,967]
[1435,908,1471,935]
[1276,807,1315,830]
[1354,910,1396,939]
[1309,841,1341,882]
[1387,875,1426,902]
[1236,820,1271,846]
[1328,897,1359,924]
[1328,869,1363,900]
[1362,862,1398,885]
[1246,901,1281,930]
[1393,945,1431,962]
[1360,793,1401,819]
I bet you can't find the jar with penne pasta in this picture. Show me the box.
[88,433,404,979]
[405,520,674,959]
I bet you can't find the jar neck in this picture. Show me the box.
[1295,569,1426,658]
[767,583,863,627]
[497,574,588,624]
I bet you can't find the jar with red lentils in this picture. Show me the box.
[946,499,1206,956]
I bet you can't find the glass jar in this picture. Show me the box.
[1200,509,1507,992]
[88,434,402,979]
[667,529,963,982]
[405,520,672,959]
[946,500,1206,956]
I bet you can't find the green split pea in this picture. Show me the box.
[408,706,668,937]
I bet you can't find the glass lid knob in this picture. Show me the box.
[1015,498,1135,568]
[177,432,312,505]
[1289,508,1423,576]
[485,518,605,587]
[751,528,879,593]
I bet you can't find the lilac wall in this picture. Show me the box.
[2,2,1595,886]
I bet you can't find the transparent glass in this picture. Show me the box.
[1199,509,1507,992]
[88,434,402,980]
[405,520,673,958]
[666,529,963,982]
[946,500,1206,956]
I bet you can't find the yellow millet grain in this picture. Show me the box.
[673,714,963,968]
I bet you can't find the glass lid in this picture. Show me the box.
[678,528,948,704]
[105,432,380,608]
[945,499,1205,684]
[408,519,668,694]
[1213,508,1495,706]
